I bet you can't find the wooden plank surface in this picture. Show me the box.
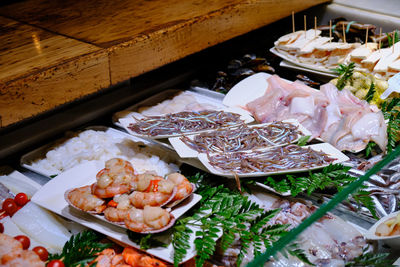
[0,0,329,128]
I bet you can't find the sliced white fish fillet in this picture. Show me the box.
[11,202,71,252]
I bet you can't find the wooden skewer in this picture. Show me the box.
[329,20,332,43]
[304,15,307,38]
[314,16,317,37]
[393,31,395,53]
[292,11,295,33]
[379,27,382,52]
[342,23,346,43]
[365,27,369,47]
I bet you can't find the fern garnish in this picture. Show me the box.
[333,62,355,90]
[365,82,375,103]
[381,98,400,153]
[48,230,111,267]
[345,248,395,266]
[127,231,167,250]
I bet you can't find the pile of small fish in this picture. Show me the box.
[180,122,300,153]
[207,145,335,174]
[128,110,244,136]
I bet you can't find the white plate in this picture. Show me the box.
[197,143,349,178]
[119,107,254,139]
[270,47,338,75]
[31,161,202,264]
[365,211,400,248]
[223,72,272,109]
[280,60,338,79]
[21,127,179,178]
[169,119,312,158]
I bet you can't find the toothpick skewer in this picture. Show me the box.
[314,16,317,37]
[304,15,307,38]
[292,11,295,33]
[393,31,395,53]
[342,23,346,43]
[365,27,368,48]
[379,27,382,52]
[329,20,332,43]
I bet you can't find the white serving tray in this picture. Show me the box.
[270,47,338,75]
[169,119,312,158]
[280,60,338,79]
[21,127,180,178]
[31,161,202,264]
[119,107,254,139]
[197,143,349,178]
[114,90,227,128]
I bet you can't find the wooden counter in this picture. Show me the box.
[0,0,328,128]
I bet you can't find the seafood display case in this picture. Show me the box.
[2,0,400,266]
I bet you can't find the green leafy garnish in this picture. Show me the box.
[381,98,400,153]
[297,135,311,146]
[127,231,167,250]
[50,174,58,178]
[345,248,395,266]
[48,230,111,267]
[365,142,376,157]
[387,30,399,47]
[365,82,375,103]
[334,62,355,90]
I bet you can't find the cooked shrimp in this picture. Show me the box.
[136,174,174,194]
[104,207,129,223]
[166,173,193,201]
[91,182,130,199]
[124,206,170,232]
[2,250,45,267]
[129,191,172,209]
[105,158,135,182]
[121,247,166,267]
[0,233,22,258]
[67,185,106,213]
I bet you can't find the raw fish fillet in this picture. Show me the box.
[246,75,387,152]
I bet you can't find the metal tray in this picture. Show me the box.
[20,126,182,178]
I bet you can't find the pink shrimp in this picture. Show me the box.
[2,250,45,267]
[129,191,172,209]
[67,185,106,213]
[103,207,129,223]
[124,206,170,232]
[122,247,167,267]
[166,173,193,201]
[91,183,130,199]
[0,233,44,267]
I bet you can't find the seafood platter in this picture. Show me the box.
[3,8,400,267]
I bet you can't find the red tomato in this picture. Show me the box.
[32,246,48,261]
[0,222,3,233]
[47,259,65,267]
[14,235,30,250]
[2,198,18,216]
[14,193,29,207]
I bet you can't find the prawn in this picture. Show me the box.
[166,173,193,201]
[93,158,136,198]
[124,206,170,232]
[103,207,129,223]
[0,233,44,267]
[129,191,173,209]
[122,247,166,267]
[67,185,106,213]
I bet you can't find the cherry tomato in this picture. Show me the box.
[0,222,3,233]
[2,198,18,216]
[14,193,29,207]
[32,246,48,261]
[47,259,65,267]
[14,235,30,250]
